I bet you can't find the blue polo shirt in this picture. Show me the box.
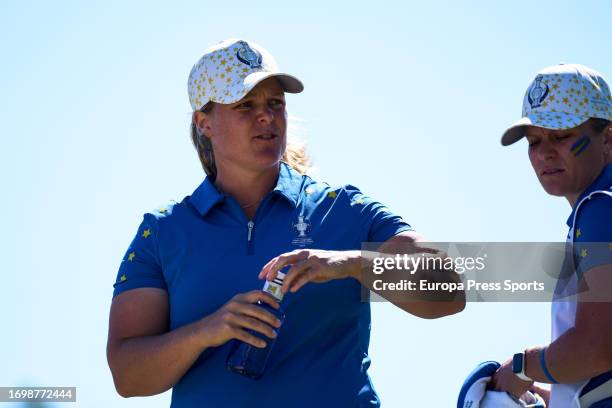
[566,164,612,278]
[113,162,412,408]
[563,164,612,398]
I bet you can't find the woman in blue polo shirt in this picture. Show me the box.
[106,39,464,407]
[493,64,612,407]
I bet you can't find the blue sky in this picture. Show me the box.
[2,1,611,406]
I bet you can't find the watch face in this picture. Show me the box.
[512,353,523,374]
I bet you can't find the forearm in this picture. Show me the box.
[108,319,209,397]
[525,327,612,384]
[351,250,466,318]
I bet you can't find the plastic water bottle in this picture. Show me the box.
[226,272,286,379]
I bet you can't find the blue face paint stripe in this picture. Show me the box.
[571,135,591,156]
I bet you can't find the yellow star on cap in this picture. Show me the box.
[575,228,582,238]
[580,248,588,258]
[327,191,337,199]
[120,274,127,282]
[128,251,136,261]
[142,229,151,238]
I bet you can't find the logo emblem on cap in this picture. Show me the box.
[236,41,262,69]
[528,75,550,109]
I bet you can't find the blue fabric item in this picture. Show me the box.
[458,361,546,408]
[565,164,612,281]
[457,361,500,408]
[572,190,612,279]
[112,162,412,408]
[582,370,612,396]
[565,164,612,397]
[590,396,612,408]
[565,164,612,228]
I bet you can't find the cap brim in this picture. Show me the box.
[500,112,590,146]
[243,71,303,96]
[500,117,534,146]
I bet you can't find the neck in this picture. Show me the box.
[214,163,280,217]
[566,163,609,207]
[566,194,580,208]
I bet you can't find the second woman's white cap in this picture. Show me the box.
[501,63,612,146]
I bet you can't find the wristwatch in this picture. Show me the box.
[512,351,533,382]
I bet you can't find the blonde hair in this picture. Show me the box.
[190,103,311,179]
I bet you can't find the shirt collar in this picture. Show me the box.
[189,162,304,218]
[566,164,612,226]
[189,176,225,217]
[272,161,303,207]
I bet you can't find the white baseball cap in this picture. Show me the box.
[501,63,612,146]
[187,39,304,111]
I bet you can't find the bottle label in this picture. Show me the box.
[262,272,285,302]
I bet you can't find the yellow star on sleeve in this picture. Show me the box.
[128,251,136,261]
[120,274,127,282]
[327,190,337,199]
[575,228,582,238]
[580,248,588,258]
[354,197,365,205]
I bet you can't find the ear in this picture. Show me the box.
[193,110,214,139]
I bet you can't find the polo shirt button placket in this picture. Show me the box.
[247,220,255,255]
